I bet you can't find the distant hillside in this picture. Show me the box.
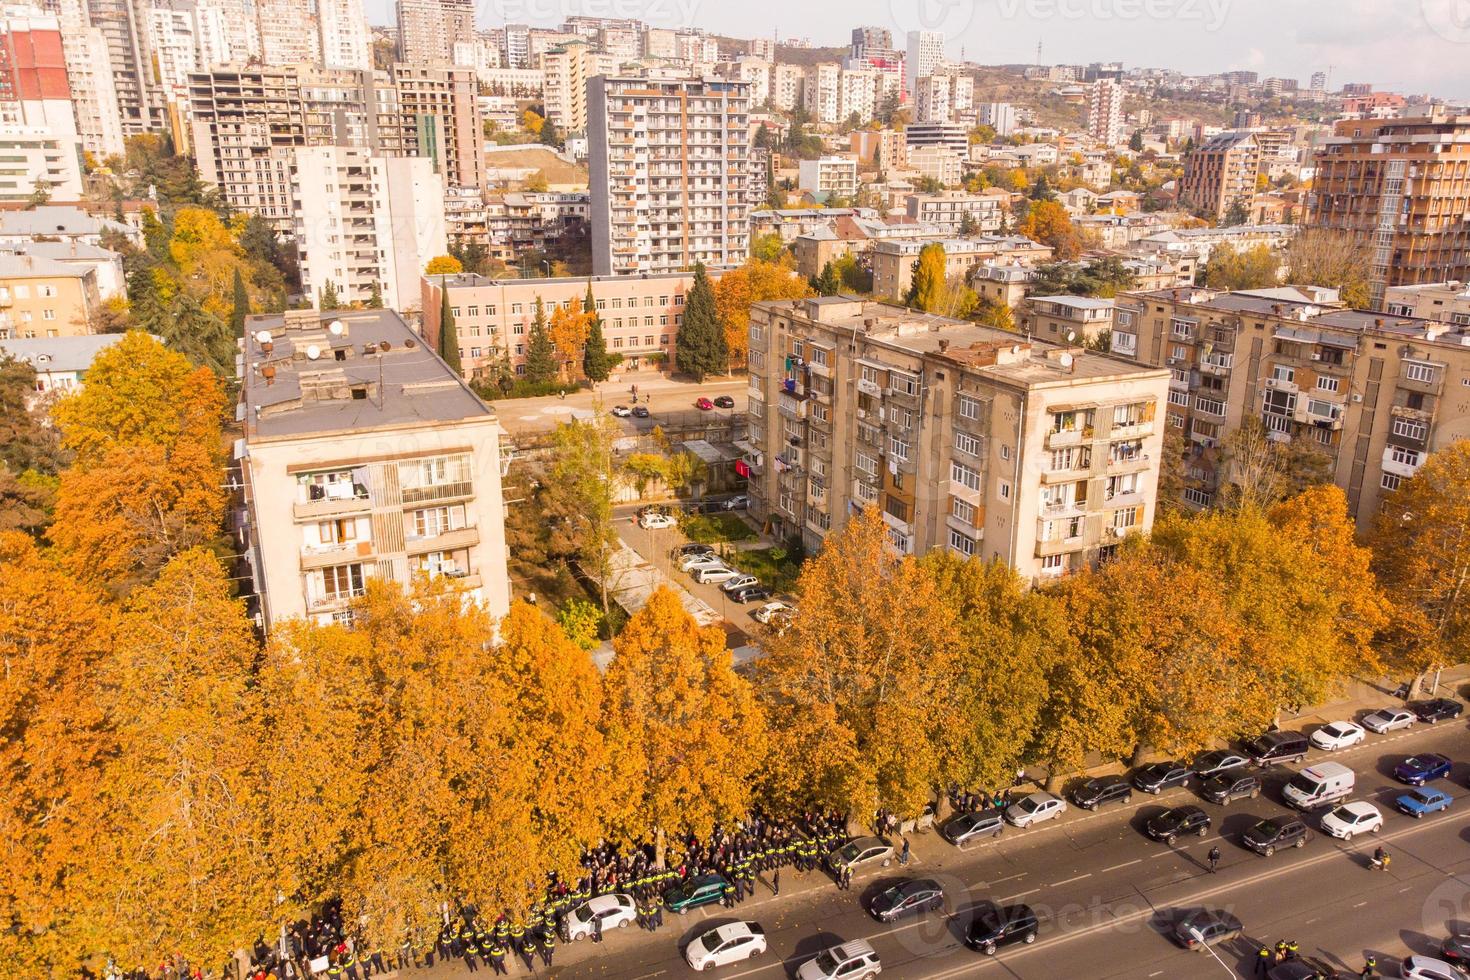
[774,45,847,67]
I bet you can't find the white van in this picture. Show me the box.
[1282,761,1355,810]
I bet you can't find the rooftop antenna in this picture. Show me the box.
[1036,40,1042,65]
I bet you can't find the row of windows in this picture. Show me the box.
[451,294,685,319]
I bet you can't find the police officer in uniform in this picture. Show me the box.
[487,939,507,976]
[461,935,480,973]
[1256,945,1272,975]
[540,928,555,967]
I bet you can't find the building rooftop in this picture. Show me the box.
[240,308,493,442]
[0,251,91,280]
[0,206,133,240]
[0,333,129,373]
[0,241,119,263]
[1030,294,1115,310]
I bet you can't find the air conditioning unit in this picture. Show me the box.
[1352,394,1363,403]
[1309,353,1322,361]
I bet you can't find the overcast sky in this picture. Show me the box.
[366,0,1470,99]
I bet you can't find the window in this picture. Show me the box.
[861,365,884,387]
[1000,445,1010,461]
[1168,389,1190,408]
[998,480,1011,499]
[513,323,525,335]
[1105,473,1139,499]
[1272,365,1295,383]
[889,437,910,461]
[948,528,976,557]
[1392,417,1427,441]
[954,431,982,457]
[950,461,981,491]
[1381,472,1402,491]
[1391,446,1422,467]
[1195,396,1226,417]
[810,346,830,367]
[855,452,878,479]
[887,528,912,553]
[1306,398,1341,420]
[890,372,918,396]
[1404,361,1439,384]
[1316,376,1341,393]
[315,518,359,546]
[884,495,911,524]
[951,497,975,525]
[1040,554,1065,575]
[511,302,523,314]
[1183,487,1213,507]
[467,306,479,317]
[412,506,460,538]
[855,480,878,503]
[320,562,366,601]
[1113,506,1139,529]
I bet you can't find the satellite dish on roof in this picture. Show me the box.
[1065,330,1077,343]
[1059,352,1074,369]
[255,330,273,345]
[305,344,321,360]
[328,320,345,336]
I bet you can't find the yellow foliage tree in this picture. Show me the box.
[548,302,591,375]
[1018,199,1082,259]
[425,254,464,276]
[713,258,813,366]
[602,588,766,844]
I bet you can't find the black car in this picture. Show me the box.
[713,395,736,408]
[1268,961,1333,980]
[1199,768,1261,805]
[1132,761,1192,794]
[1244,730,1309,767]
[1442,933,1470,966]
[728,585,771,604]
[868,878,944,922]
[1145,805,1211,844]
[1067,776,1133,811]
[965,903,1039,955]
[1412,698,1465,724]
[672,543,715,559]
[1192,750,1250,780]
[1242,816,1308,856]
[632,405,650,418]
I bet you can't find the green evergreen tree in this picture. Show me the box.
[581,283,612,383]
[1029,173,1055,201]
[1129,130,1144,152]
[319,279,340,310]
[813,260,842,296]
[524,296,557,384]
[438,287,462,375]
[675,262,724,381]
[229,267,250,339]
[126,266,166,331]
[366,280,383,309]
[159,291,234,377]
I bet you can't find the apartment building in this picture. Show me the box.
[904,122,968,154]
[970,261,1033,309]
[372,64,485,194]
[0,250,103,338]
[1086,79,1124,146]
[905,30,944,96]
[587,75,750,276]
[237,308,511,630]
[1310,105,1470,306]
[871,235,1051,300]
[797,156,857,201]
[541,41,594,135]
[316,0,372,71]
[802,64,839,123]
[292,147,445,313]
[744,297,1170,578]
[913,72,973,124]
[1384,281,1470,325]
[395,0,473,63]
[907,146,963,188]
[1110,286,1470,522]
[851,128,907,170]
[0,332,126,402]
[422,269,706,378]
[87,0,169,137]
[0,125,81,201]
[904,191,1006,234]
[771,64,803,112]
[1181,131,1262,219]
[1020,295,1116,342]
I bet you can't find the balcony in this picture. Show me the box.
[400,480,473,506]
[307,587,366,611]
[299,540,374,571]
[292,492,371,521]
[1035,532,1085,559]
[1045,426,1092,449]
[857,377,882,397]
[405,525,480,555]
[946,512,984,539]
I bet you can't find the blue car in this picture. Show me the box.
[1396,787,1454,818]
[1394,753,1453,786]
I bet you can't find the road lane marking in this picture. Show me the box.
[1005,888,1041,900]
[989,872,1027,884]
[1051,873,1093,886]
[1101,859,1142,872]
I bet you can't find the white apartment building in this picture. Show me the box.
[292,147,445,313]
[771,64,803,111]
[1086,78,1124,146]
[395,0,473,63]
[674,30,717,65]
[904,122,969,154]
[316,0,372,71]
[979,102,1017,136]
[907,146,962,187]
[238,308,511,631]
[54,1,123,156]
[797,156,858,200]
[913,72,974,124]
[838,68,878,124]
[904,191,1006,234]
[541,41,594,134]
[0,126,82,201]
[905,30,944,95]
[588,75,750,276]
[254,0,320,65]
[641,27,675,60]
[803,64,839,123]
[730,56,771,106]
[148,0,230,107]
[502,23,530,67]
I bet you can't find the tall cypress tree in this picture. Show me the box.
[438,286,462,375]
[581,283,612,383]
[366,280,383,309]
[676,262,724,382]
[229,267,250,338]
[524,296,557,384]
[319,279,340,310]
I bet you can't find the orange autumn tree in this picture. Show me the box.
[1018,199,1082,259]
[0,534,113,975]
[547,301,592,378]
[602,587,766,845]
[714,257,814,368]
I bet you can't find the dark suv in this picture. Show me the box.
[1245,730,1309,767]
[1412,698,1465,724]
[1243,816,1309,856]
[1145,805,1211,844]
[1067,777,1133,811]
[1199,768,1261,805]
[965,904,1039,956]
[1192,750,1250,780]
[1132,761,1192,795]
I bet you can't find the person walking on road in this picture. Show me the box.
[899,838,911,867]
[1207,845,1220,873]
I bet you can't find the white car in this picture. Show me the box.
[795,940,881,980]
[1362,708,1417,733]
[753,600,795,624]
[694,565,742,584]
[1006,792,1067,828]
[561,893,637,941]
[638,512,677,530]
[720,574,760,594]
[685,922,768,971]
[679,553,725,572]
[610,405,633,418]
[1319,801,1383,840]
[1310,721,1367,751]
[1403,955,1464,980]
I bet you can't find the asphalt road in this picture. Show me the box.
[516,719,1470,980]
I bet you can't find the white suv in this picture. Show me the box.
[796,940,881,980]
[685,922,768,971]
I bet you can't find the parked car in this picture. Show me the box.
[719,574,760,594]
[638,512,677,530]
[1146,805,1211,844]
[679,554,726,573]
[713,395,736,408]
[1439,934,1470,967]
[1319,801,1383,841]
[1067,777,1133,811]
[795,940,880,980]
[693,565,742,584]
[561,894,636,941]
[826,836,894,874]
[637,504,669,518]
[1242,816,1309,856]
[685,922,767,971]
[1199,768,1261,805]
[1245,730,1309,767]
[1397,787,1454,818]
[610,405,632,418]
[632,405,650,419]
[664,874,729,914]
[1006,792,1067,828]
[965,903,1039,955]
[1171,909,1242,951]
[1310,721,1366,751]
[941,810,1006,846]
[1192,750,1250,780]
[1269,959,1335,980]
[719,494,749,511]
[1131,761,1193,795]
[753,600,796,624]
[1363,707,1417,733]
[672,543,715,559]
[1412,698,1465,724]
[695,397,715,410]
[1282,762,1355,810]
[1403,955,1465,980]
[868,878,944,922]
[1395,752,1453,786]
[728,585,771,604]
